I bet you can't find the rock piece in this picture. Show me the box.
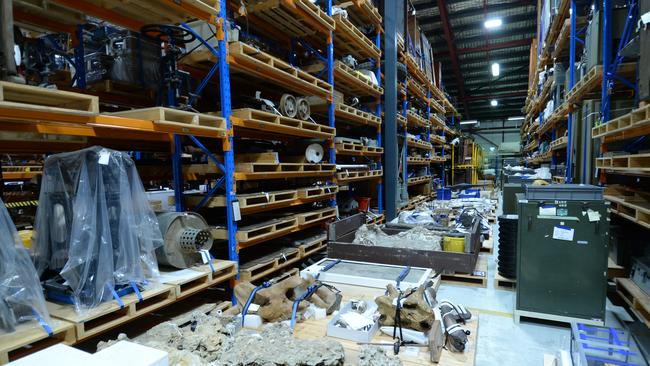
[234,274,341,323]
[375,283,434,332]
[216,323,345,366]
[358,345,403,366]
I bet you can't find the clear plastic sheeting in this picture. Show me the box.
[33,146,163,310]
[353,224,442,251]
[0,199,52,334]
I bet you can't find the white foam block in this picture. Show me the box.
[93,341,168,366]
[8,344,110,366]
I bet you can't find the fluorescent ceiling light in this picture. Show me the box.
[491,100,498,107]
[491,63,500,76]
[507,116,525,121]
[460,120,478,125]
[489,146,496,151]
[484,18,502,29]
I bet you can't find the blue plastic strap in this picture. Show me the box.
[207,251,215,272]
[108,284,125,309]
[242,282,271,326]
[32,310,54,336]
[130,281,143,302]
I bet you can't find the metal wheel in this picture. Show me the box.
[279,94,297,118]
[296,97,310,120]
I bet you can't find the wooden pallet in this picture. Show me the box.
[336,169,383,182]
[296,207,337,225]
[406,110,430,128]
[0,320,75,364]
[333,61,383,97]
[46,299,134,341]
[567,63,636,103]
[332,13,380,59]
[236,217,299,243]
[247,0,334,37]
[430,134,446,145]
[430,156,446,164]
[430,98,445,114]
[334,0,381,26]
[407,156,429,165]
[240,247,302,282]
[298,185,339,198]
[494,273,516,291]
[231,108,335,139]
[527,77,553,116]
[616,278,650,328]
[550,135,568,150]
[228,42,331,98]
[553,16,587,59]
[605,194,650,230]
[327,103,381,127]
[539,102,569,134]
[297,234,328,257]
[397,113,407,127]
[552,175,565,183]
[160,260,237,300]
[406,78,428,101]
[430,114,446,129]
[366,213,385,225]
[441,254,488,288]
[406,136,433,150]
[596,153,650,172]
[111,107,226,134]
[335,142,383,156]
[407,175,432,186]
[480,236,493,254]
[234,162,336,180]
[0,81,98,114]
[592,103,650,139]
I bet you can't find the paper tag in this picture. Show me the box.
[98,149,110,165]
[553,225,575,241]
[232,200,241,221]
[587,209,601,222]
[199,249,211,264]
[539,205,556,216]
[248,303,260,313]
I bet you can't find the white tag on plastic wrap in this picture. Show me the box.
[553,226,574,241]
[233,201,241,221]
[403,346,420,357]
[587,209,601,222]
[199,249,211,264]
[98,149,110,165]
[247,303,260,313]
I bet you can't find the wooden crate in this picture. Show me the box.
[295,207,337,225]
[0,320,75,364]
[441,253,488,288]
[0,81,98,114]
[333,61,383,97]
[231,108,335,139]
[332,13,380,59]
[336,169,383,182]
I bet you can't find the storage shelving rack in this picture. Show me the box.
[396,34,453,209]
[328,0,385,224]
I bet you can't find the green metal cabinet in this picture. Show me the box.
[515,187,609,325]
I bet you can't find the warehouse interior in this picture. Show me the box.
[0,0,648,365]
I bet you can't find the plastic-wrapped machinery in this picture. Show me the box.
[0,199,52,333]
[32,146,164,310]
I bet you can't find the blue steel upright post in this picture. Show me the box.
[375,30,383,214]
[566,0,577,183]
[217,4,238,272]
[327,0,335,166]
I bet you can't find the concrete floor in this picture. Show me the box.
[436,198,631,366]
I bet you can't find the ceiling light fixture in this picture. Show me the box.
[507,116,525,121]
[484,18,503,29]
[491,63,500,76]
[491,100,498,107]
[460,120,478,125]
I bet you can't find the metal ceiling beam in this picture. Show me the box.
[423,13,534,35]
[431,29,536,50]
[435,38,533,57]
[436,47,530,62]
[416,0,535,21]
[436,0,470,117]
[466,91,528,101]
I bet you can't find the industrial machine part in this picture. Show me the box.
[631,257,650,296]
[640,3,650,101]
[296,97,311,120]
[279,93,297,118]
[341,55,358,69]
[497,215,518,279]
[439,301,471,352]
[515,184,609,325]
[33,147,163,309]
[155,212,213,269]
[0,198,52,333]
[141,24,196,107]
[305,143,324,163]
